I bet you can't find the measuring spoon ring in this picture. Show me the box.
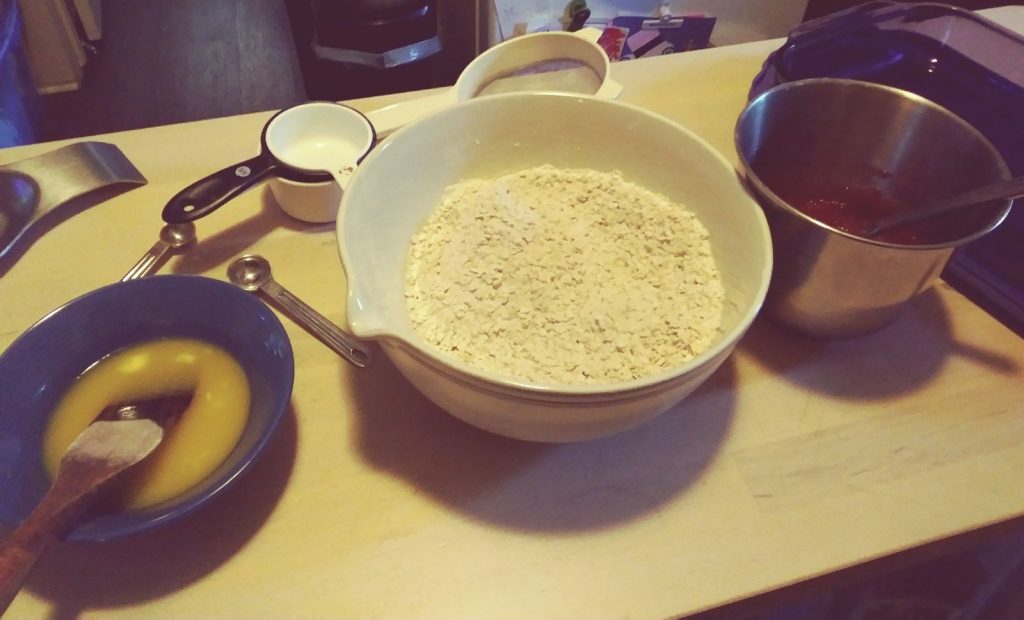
[227,255,372,368]
[122,222,196,281]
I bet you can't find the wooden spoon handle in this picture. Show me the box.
[0,526,59,614]
[0,485,96,614]
[0,419,165,614]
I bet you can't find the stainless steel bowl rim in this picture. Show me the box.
[734,77,1014,251]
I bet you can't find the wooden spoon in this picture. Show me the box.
[0,393,191,613]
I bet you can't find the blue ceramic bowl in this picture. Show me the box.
[0,275,294,541]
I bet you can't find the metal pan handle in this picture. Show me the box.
[161,155,275,223]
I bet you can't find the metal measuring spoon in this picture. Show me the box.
[122,222,196,281]
[866,175,1024,237]
[226,255,372,368]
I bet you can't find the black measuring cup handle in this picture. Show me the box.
[161,155,275,223]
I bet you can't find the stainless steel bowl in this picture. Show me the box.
[735,78,1012,338]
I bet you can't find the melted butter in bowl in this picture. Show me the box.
[42,338,250,510]
[0,275,294,540]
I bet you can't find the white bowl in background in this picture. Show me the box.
[337,93,772,442]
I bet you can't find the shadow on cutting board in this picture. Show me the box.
[16,406,298,619]
[348,351,737,533]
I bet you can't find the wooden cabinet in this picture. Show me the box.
[73,0,102,40]
[16,0,100,93]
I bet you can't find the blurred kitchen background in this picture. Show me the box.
[2,0,1014,145]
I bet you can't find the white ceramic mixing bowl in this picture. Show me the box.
[337,93,772,442]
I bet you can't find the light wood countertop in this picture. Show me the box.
[1,8,1023,619]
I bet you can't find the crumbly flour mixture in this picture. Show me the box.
[405,165,724,385]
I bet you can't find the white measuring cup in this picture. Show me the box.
[162,102,376,224]
[365,29,623,136]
